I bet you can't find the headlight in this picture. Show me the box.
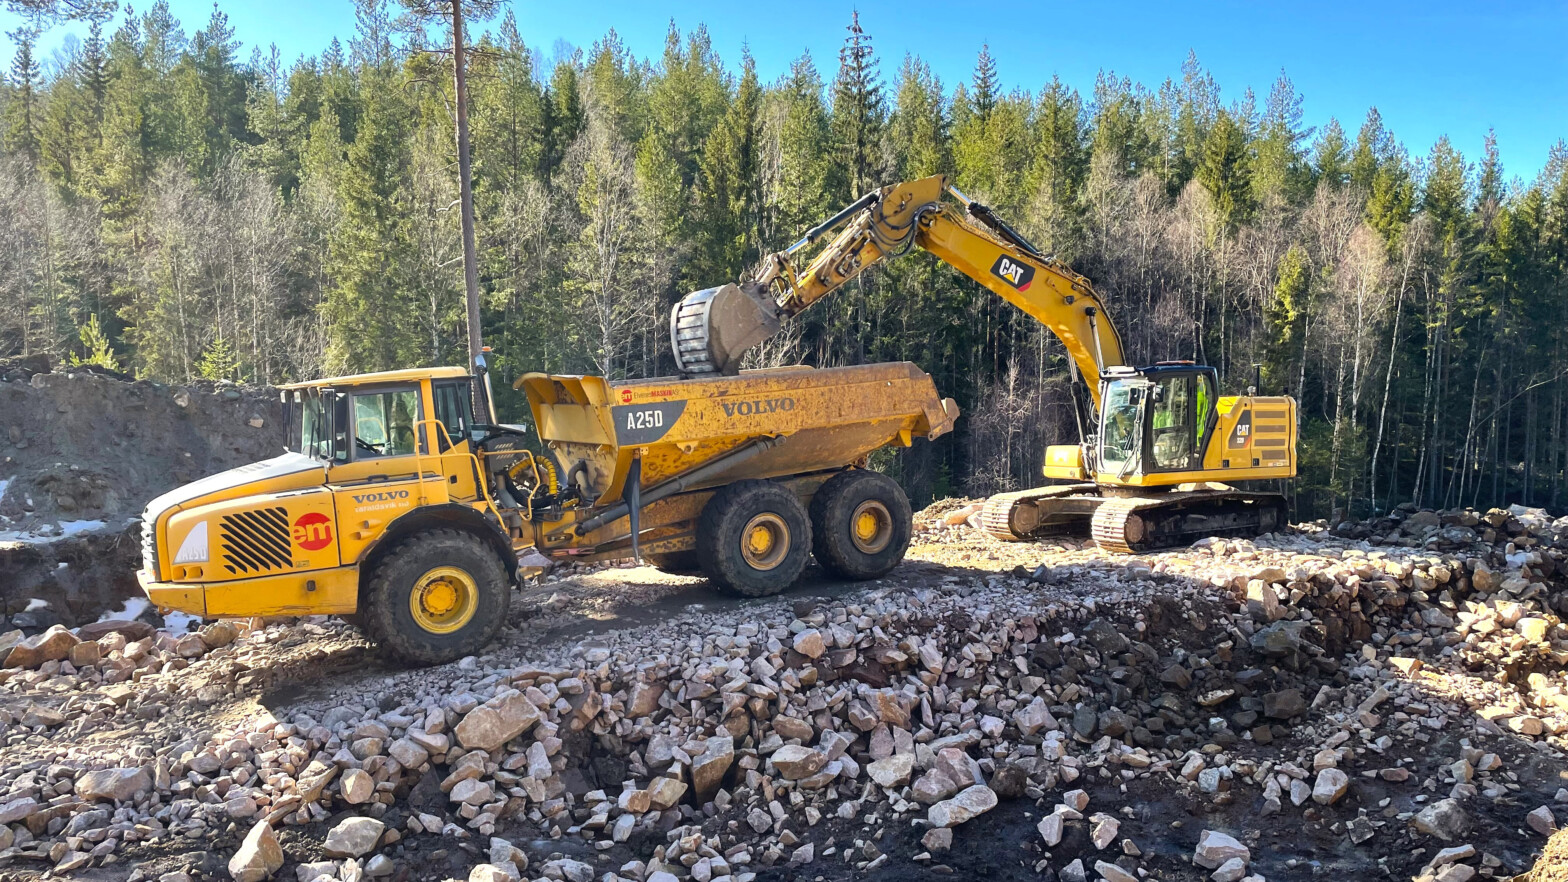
[174,521,209,564]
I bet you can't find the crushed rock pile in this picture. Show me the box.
[0,501,1561,882]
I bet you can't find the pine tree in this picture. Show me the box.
[322,66,419,372]
[1350,107,1393,191]
[693,49,761,282]
[769,51,831,239]
[69,313,120,370]
[173,5,247,178]
[1264,244,1311,389]
[1028,76,1088,255]
[196,334,239,380]
[1173,51,1219,186]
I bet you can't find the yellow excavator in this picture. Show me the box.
[671,175,1297,552]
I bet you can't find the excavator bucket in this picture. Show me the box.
[670,282,780,376]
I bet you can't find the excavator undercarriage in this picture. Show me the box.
[980,484,1289,553]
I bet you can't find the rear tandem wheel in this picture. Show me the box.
[809,469,913,580]
[696,480,812,597]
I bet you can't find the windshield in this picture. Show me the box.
[287,391,331,459]
[1099,379,1146,472]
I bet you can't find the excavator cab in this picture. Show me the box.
[1096,364,1217,478]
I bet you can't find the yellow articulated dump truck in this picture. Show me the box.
[138,363,957,664]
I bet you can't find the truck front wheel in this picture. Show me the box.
[809,470,912,580]
[365,529,509,665]
[697,480,811,597]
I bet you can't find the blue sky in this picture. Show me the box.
[5,0,1565,183]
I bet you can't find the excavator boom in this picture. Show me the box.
[672,175,1126,409]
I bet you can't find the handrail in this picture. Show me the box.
[411,418,501,514]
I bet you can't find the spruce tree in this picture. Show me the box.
[5,26,40,161]
[1196,108,1252,231]
[1253,71,1310,207]
[887,55,947,179]
[1311,117,1348,190]
[828,10,884,201]
[971,43,997,120]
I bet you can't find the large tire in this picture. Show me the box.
[809,469,912,581]
[645,550,702,575]
[364,529,510,665]
[697,480,811,597]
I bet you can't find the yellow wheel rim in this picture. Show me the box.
[740,513,790,571]
[409,566,478,635]
[850,500,893,554]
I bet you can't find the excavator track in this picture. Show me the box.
[982,485,1290,553]
[980,484,1100,541]
[1089,489,1290,554]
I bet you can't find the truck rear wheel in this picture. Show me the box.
[697,480,811,597]
[810,470,912,580]
[364,529,509,665]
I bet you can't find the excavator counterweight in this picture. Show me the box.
[670,174,1300,554]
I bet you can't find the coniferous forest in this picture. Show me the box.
[1,2,1566,520]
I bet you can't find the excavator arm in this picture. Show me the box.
[670,175,1126,409]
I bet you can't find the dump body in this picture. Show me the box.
[519,362,957,560]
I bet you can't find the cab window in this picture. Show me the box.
[1152,374,1196,470]
[350,388,421,459]
[432,380,474,450]
[1196,372,1215,442]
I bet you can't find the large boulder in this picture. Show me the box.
[227,820,283,882]
[1194,830,1250,870]
[323,817,385,858]
[927,785,998,828]
[5,625,79,668]
[771,745,826,780]
[75,767,151,802]
[1412,799,1470,842]
[454,690,541,751]
[690,735,735,802]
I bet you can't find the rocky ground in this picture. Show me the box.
[0,500,1565,882]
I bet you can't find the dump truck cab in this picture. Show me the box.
[139,363,957,665]
[139,368,518,663]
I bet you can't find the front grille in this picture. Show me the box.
[218,507,292,574]
[141,510,158,574]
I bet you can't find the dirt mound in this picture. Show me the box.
[0,364,280,625]
[1534,827,1568,882]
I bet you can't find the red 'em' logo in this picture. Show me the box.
[292,512,333,551]
[620,389,633,403]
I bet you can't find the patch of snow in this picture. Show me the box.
[0,478,9,503]
[23,598,49,612]
[0,518,110,545]
[98,597,149,623]
[56,562,67,569]
[58,519,105,537]
[161,611,198,635]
